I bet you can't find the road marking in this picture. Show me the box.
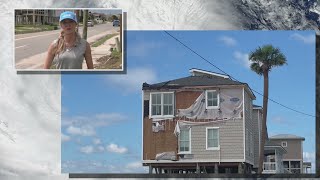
[15,32,58,41]
[15,45,28,49]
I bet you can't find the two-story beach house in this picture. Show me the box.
[142,68,260,174]
[141,68,310,174]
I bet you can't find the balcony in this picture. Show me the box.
[263,162,277,174]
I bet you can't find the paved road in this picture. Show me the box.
[15,23,119,63]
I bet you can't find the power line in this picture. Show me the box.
[163,30,315,118]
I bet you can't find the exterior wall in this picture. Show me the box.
[244,90,255,165]
[252,109,262,168]
[143,116,178,160]
[268,139,303,160]
[143,88,247,162]
[191,119,244,161]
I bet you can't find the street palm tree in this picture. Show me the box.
[249,45,287,174]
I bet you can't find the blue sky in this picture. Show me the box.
[61,30,315,173]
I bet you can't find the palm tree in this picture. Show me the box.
[249,45,287,174]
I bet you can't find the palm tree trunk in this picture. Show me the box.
[258,70,269,174]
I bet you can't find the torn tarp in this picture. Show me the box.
[177,89,243,120]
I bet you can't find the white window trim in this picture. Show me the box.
[178,128,191,154]
[149,92,175,118]
[281,141,287,147]
[205,90,220,109]
[206,127,220,150]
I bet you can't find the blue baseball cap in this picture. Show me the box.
[59,11,77,23]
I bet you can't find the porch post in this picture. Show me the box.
[214,163,218,174]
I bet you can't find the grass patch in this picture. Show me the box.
[94,50,122,69]
[15,24,59,34]
[91,33,118,47]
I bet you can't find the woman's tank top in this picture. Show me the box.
[52,38,87,69]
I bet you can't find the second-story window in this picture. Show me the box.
[206,90,219,109]
[150,92,174,117]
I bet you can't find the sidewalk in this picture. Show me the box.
[15,29,119,70]
[82,34,120,69]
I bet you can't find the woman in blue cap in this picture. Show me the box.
[44,11,93,69]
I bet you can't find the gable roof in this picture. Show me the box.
[142,69,256,100]
[269,134,305,141]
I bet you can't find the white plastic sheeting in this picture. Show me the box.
[177,89,243,120]
[155,151,176,161]
[174,120,229,137]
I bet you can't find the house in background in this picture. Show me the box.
[268,134,305,173]
[141,68,311,174]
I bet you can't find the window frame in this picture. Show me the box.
[205,90,220,109]
[149,92,175,118]
[178,128,191,154]
[206,127,220,150]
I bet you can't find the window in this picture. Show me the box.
[206,127,219,150]
[281,141,287,147]
[150,92,174,117]
[206,90,219,109]
[179,128,191,153]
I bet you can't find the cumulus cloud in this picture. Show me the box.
[66,126,95,136]
[233,51,251,69]
[106,143,128,154]
[80,146,94,154]
[63,113,128,138]
[219,36,237,46]
[290,33,315,44]
[105,67,158,93]
[61,133,71,142]
[62,160,147,173]
[93,138,102,145]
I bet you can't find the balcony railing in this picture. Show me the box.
[263,162,277,173]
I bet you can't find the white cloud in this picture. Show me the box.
[93,138,102,145]
[61,133,71,142]
[105,67,158,93]
[63,113,127,128]
[80,146,94,154]
[62,160,147,173]
[303,152,315,173]
[219,36,237,46]
[233,51,251,69]
[66,125,95,136]
[106,143,128,154]
[290,33,315,44]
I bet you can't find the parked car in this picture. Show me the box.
[87,20,94,27]
[113,20,120,26]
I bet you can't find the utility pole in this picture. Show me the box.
[82,10,88,40]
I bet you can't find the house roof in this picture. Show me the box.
[269,134,305,141]
[142,69,256,99]
[264,140,287,154]
[143,75,243,88]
